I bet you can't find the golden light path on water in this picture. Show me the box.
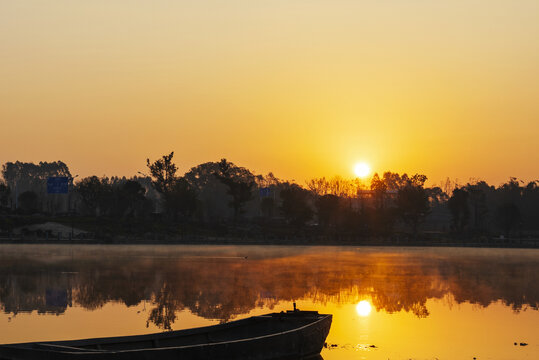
[0,245,538,360]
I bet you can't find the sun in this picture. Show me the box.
[356,300,372,317]
[354,162,371,178]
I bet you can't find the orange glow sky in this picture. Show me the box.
[1,1,538,185]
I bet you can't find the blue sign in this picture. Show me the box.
[259,187,271,197]
[47,177,69,194]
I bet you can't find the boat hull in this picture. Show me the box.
[0,311,332,360]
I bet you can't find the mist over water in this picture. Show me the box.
[0,245,538,359]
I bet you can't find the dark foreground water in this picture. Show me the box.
[0,245,538,359]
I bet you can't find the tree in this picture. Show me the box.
[465,182,490,233]
[146,152,201,220]
[396,174,429,237]
[447,188,469,233]
[260,197,275,218]
[184,162,231,222]
[498,177,522,203]
[165,177,198,220]
[1,161,71,187]
[18,191,39,212]
[146,152,178,194]
[116,180,150,218]
[522,181,539,231]
[494,178,524,237]
[496,202,521,238]
[75,176,113,216]
[255,173,281,219]
[2,161,72,212]
[381,171,405,190]
[0,181,10,208]
[307,176,359,198]
[214,159,255,221]
[306,177,330,196]
[280,184,313,228]
[370,173,388,209]
[425,186,448,207]
[315,194,340,228]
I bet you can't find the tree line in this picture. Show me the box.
[0,154,537,240]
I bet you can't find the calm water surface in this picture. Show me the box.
[0,245,538,360]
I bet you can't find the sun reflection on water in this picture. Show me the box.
[356,300,372,317]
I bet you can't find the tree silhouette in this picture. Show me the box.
[522,181,539,230]
[396,174,429,237]
[116,180,149,218]
[465,182,490,233]
[447,188,469,234]
[280,183,313,228]
[425,186,448,206]
[75,176,113,216]
[0,181,9,208]
[214,159,255,221]
[146,152,178,194]
[496,203,521,237]
[18,191,38,212]
[260,197,275,218]
[1,161,72,212]
[165,177,198,220]
[370,173,388,210]
[315,194,340,228]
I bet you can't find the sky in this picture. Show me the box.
[1,1,538,186]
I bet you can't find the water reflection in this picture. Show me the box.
[0,245,538,331]
[356,300,372,317]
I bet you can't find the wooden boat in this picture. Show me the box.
[0,308,332,360]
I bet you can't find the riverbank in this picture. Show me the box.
[2,217,539,248]
[1,233,539,248]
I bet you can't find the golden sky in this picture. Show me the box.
[1,1,538,185]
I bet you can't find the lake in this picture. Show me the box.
[0,245,538,359]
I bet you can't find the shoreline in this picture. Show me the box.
[1,235,539,249]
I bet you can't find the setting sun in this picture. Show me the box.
[354,162,371,178]
[356,300,372,317]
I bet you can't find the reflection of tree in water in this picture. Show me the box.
[75,264,151,310]
[0,257,72,315]
[145,263,263,326]
[438,256,539,312]
[0,247,538,329]
[147,282,182,330]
